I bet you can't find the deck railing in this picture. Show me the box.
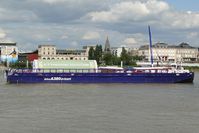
[7,67,190,75]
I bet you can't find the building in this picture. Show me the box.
[82,45,96,56]
[129,48,139,56]
[38,45,88,60]
[56,49,88,60]
[138,42,198,63]
[38,45,56,59]
[18,50,38,63]
[0,41,18,63]
[111,46,132,57]
[104,36,111,53]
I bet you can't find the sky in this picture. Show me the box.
[0,0,199,51]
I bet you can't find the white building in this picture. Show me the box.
[38,45,88,60]
[138,43,198,63]
[111,46,132,57]
[0,41,18,63]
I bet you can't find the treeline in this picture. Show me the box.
[88,45,143,66]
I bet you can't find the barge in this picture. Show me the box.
[6,67,194,83]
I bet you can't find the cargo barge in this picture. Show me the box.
[6,67,194,83]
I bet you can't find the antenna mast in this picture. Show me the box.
[148,26,154,67]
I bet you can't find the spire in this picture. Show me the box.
[104,36,110,53]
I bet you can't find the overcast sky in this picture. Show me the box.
[0,0,199,51]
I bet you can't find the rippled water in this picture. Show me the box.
[0,71,199,133]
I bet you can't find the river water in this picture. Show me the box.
[0,72,199,133]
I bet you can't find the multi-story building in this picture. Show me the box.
[0,41,18,63]
[138,43,198,63]
[111,46,132,57]
[56,49,88,60]
[38,45,56,59]
[83,45,96,56]
[38,45,88,60]
[129,48,139,56]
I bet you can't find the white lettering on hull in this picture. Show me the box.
[44,77,71,81]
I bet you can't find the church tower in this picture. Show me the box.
[104,36,110,53]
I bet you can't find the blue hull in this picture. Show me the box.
[7,72,194,83]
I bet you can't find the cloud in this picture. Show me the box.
[0,28,6,39]
[88,0,169,22]
[61,34,68,39]
[82,31,100,40]
[163,11,199,29]
[41,0,66,4]
[70,41,78,47]
[0,0,199,51]
[187,32,198,39]
[87,0,199,30]
[123,38,137,45]
[0,7,38,22]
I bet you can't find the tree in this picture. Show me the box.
[94,45,103,64]
[120,47,133,66]
[112,55,121,66]
[103,53,113,65]
[88,47,95,60]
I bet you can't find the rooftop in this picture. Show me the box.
[0,41,16,46]
[139,43,196,50]
[38,44,56,48]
